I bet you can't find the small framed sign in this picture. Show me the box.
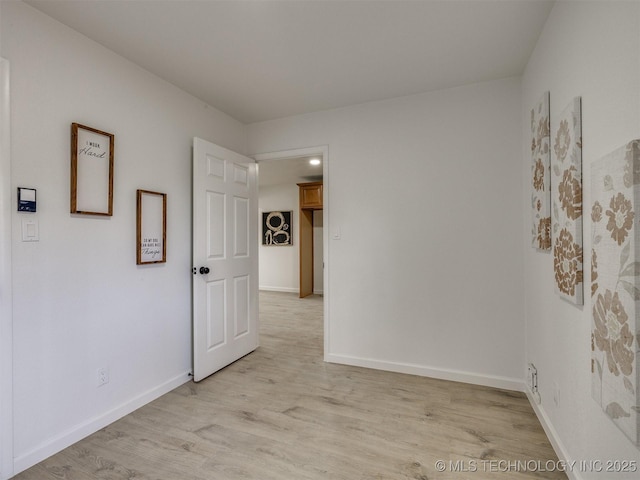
[70,123,114,216]
[136,189,167,265]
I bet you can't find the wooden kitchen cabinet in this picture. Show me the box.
[298,181,323,209]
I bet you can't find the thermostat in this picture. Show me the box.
[17,187,36,212]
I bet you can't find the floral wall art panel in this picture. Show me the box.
[552,97,583,305]
[591,140,640,448]
[531,92,551,250]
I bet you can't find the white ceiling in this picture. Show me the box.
[25,0,554,124]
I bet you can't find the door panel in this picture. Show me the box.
[207,154,225,178]
[207,192,225,258]
[234,196,249,257]
[206,280,226,350]
[193,137,258,382]
[233,163,248,185]
[234,275,250,338]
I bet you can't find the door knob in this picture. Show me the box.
[199,266,210,275]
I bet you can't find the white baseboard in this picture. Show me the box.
[13,371,191,475]
[313,289,324,295]
[259,286,298,293]
[325,353,524,392]
[525,390,581,480]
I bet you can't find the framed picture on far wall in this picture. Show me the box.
[262,211,292,246]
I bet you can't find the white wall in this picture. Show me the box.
[1,2,246,474]
[259,182,300,292]
[522,1,640,476]
[248,76,524,389]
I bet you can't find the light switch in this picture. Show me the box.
[21,218,39,242]
[332,227,341,240]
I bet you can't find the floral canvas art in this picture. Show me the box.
[552,97,583,305]
[591,140,640,448]
[531,92,551,250]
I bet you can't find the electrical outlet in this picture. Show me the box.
[97,367,109,387]
[527,363,538,393]
[527,363,541,404]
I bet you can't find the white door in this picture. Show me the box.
[192,137,258,382]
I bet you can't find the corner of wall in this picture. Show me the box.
[0,56,14,480]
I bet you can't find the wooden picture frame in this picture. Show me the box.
[136,190,167,265]
[70,123,114,216]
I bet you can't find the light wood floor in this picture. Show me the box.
[14,291,565,479]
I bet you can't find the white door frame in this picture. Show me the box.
[253,146,330,360]
[0,57,14,480]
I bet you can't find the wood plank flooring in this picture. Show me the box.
[13,291,566,479]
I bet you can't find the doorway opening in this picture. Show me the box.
[297,181,323,298]
[254,146,329,358]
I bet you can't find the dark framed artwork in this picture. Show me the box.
[262,211,292,246]
[136,189,167,264]
[70,123,114,216]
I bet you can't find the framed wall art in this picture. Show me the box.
[136,189,167,265]
[591,139,640,448]
[70,123,114,216]
[531,92,551,250]
[262,211,292,246]
[552,97,583,305]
